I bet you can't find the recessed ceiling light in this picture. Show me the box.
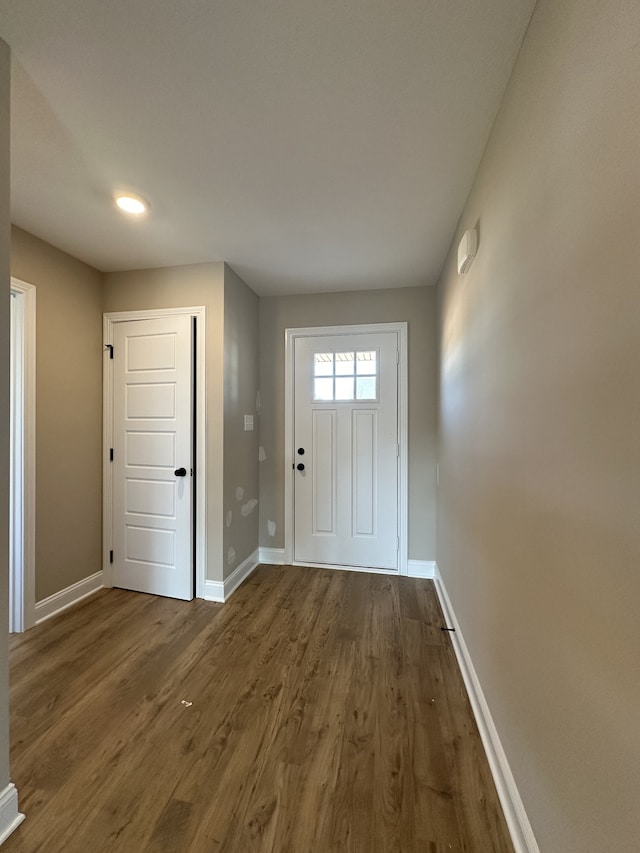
[115,194,147,215]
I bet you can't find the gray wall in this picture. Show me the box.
[11,227,103,600]
[223,264,259,578]
[258,287,437,559]
[0,37,11,797]
[103,263,226,582]
[436,1,640,851]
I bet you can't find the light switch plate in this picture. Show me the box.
[244,415,254,431]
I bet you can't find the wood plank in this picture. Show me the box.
[4,567,514,853]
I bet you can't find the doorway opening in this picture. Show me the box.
[9,278,36,633]
[284,322,408,574]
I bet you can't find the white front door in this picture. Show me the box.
[112,315,193,600]
[293,330,399,570]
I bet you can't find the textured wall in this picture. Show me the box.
[222,265,259,578]
[437,2,640,850]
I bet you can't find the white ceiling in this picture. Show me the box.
[0,0,535,295]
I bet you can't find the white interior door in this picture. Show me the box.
[293,331,399,570]
[112,315,193,600]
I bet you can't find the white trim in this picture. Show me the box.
[434,565,540,853]
[0,783,24,845]
[407,560,436,578]
[284,322,408,574]
[294,561,398,575]
[203,579,225,603]
[9,278,36,632]
[103,307,207,599]
[223,548,260,599]
[258,547,287,565]
[34,571,103,626]
[259,547,405,576]
[203,549,260,602]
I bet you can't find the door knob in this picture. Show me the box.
[174,467,187,477]
[297,447,305,455]
[296,463,305,471]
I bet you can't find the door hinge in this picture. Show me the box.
[109,448,114,462]
[109,549,114,564]
[396,350,399,365]
[397,536,400,552]
[105,344,114,359]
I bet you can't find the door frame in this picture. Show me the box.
[103,307,207,598]
[284,322,408,575]
[9,277,36,632]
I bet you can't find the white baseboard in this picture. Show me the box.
[407,559,436,578]
[35,571,103,626]
[259,548,433,578]
[224,548,260,600]
[0,783,24,845]
[258,547,287,565]
[293,560,398,575]
[259,548,406,577]
[203,579,225,602]
[203,549,259,603]
[434,565,539,853]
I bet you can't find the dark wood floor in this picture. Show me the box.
[5,565,513,852]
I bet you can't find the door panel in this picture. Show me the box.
[126,432,176,467]
[126,332,176,371]
[126,479,176,517]
[126,383,176,419]
[112,315,193,600]
[294,331,399,570]
[312,409,337,535]
[352,409,376,537]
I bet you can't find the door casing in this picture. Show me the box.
[284,322,408,575]
[9,278,36,632]
[103,307,207,598]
